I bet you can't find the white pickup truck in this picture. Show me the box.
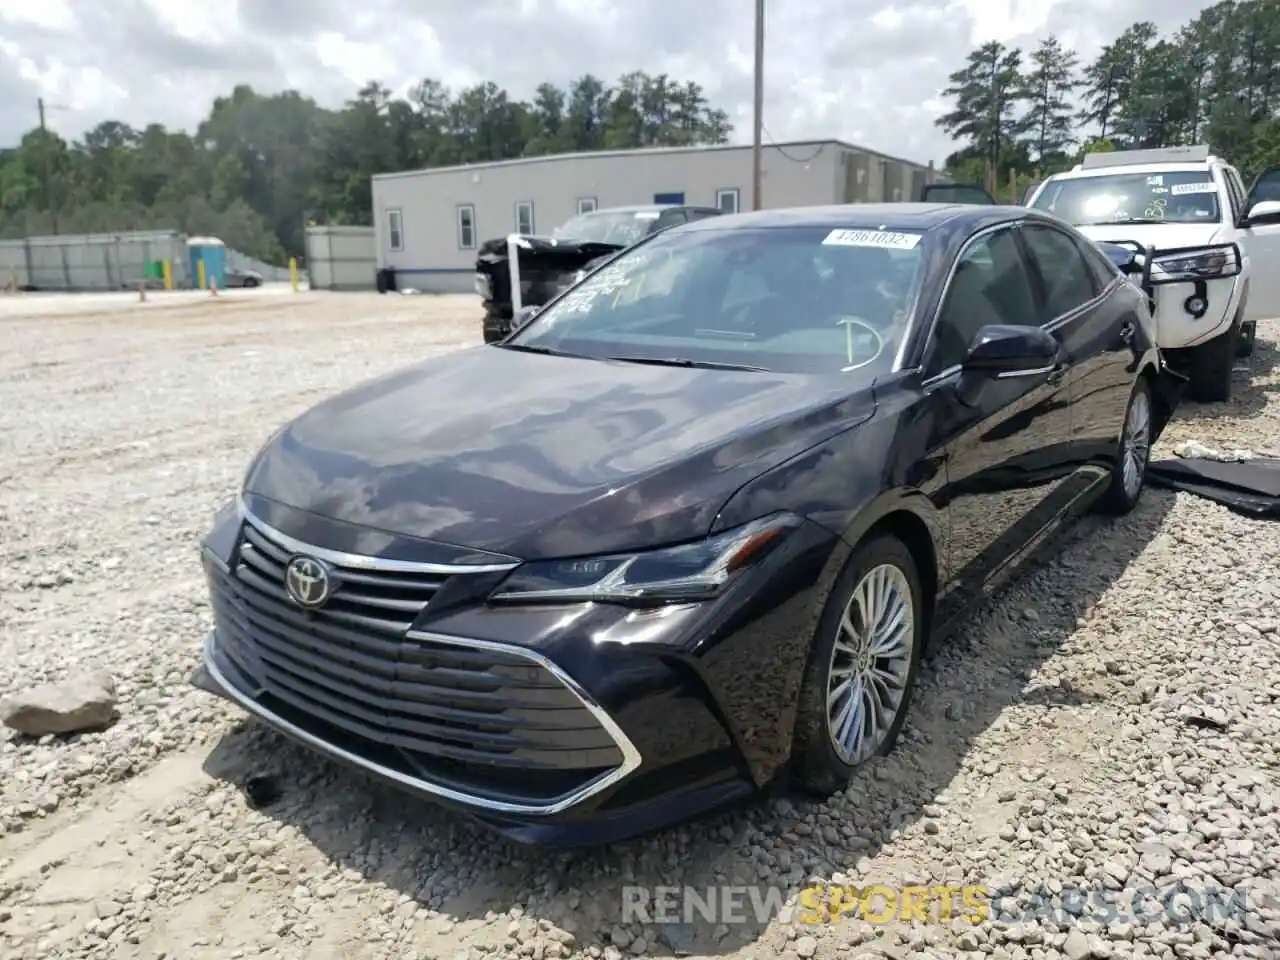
[1021,146,1280,403]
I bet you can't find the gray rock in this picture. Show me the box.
[1,671,117,735]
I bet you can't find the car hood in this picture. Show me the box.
[244,346,876,560]
[1075,222,1225,251]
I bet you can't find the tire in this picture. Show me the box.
[1095,376,1153,516]
[1188,317,1239,403]
[244,277,260,288]
[1237,321,1256,358]
[791,535,925,796]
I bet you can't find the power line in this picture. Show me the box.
[760,127,827,164]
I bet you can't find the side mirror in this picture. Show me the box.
[962,324,1061,378]
[1241,199,1280,226]
[512,304,540,331]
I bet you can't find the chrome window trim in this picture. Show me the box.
[910,218,1111,385]
[893,220,1015,373]
[238,502,520,575]
[202,630,643,816]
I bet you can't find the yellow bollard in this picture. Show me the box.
[289,257,299,292]
[162,259,173,291]
[197,260,206,291]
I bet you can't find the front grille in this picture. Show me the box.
[207,517,629,807]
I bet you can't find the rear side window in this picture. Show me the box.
[1019,224,1099,321]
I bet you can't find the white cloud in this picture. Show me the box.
[0,0,1223,165]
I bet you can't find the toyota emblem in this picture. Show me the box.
[285,555,332,607]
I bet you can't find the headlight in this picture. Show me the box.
[489,514,801,605]
[1149,243,1241,283]
[474,273,492,298]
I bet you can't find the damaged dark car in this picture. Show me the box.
[475,204,723,342]
[194,203,1181,847]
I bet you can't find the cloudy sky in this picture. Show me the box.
[0,0,1217,166]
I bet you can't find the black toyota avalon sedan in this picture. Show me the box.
[194,203,1171,846]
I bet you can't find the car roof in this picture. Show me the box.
[588,204,678,214]
[1050,162,1215,180]
[680,202,1031,234]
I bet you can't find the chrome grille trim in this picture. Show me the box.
[201,630,643,815]
[239,503,521,575]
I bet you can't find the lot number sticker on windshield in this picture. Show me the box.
[1171,182,1218,195]
[823,229,922,249]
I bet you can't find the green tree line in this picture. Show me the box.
[936,0,1280,197]
[0,72,733,264]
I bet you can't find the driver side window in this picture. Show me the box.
[928,226,1037,376]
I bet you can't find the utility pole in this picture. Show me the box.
[37,97,59,235]
[751,0,765,211]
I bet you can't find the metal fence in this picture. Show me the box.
[225,247,297,284]
[0,230,303,291]
[0,230,195,291]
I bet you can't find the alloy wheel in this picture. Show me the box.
[826,563,915,765]
[1121,388,1151,500]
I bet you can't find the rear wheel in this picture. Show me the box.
[792,535,924,795]
[1095,376,1152,516]
[1188,317,1239,403]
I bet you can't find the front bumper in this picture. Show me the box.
[1148,274,1243,350]
[194,501,836,845]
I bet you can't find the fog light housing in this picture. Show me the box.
[1184,294,1208,318]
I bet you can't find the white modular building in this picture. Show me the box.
[370,140,938,292]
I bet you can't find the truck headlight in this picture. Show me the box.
[1149,243,1241,283]
[474,273,492,298]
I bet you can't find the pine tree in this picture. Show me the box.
[935,42,1027,171]
[1017,37,1081,162]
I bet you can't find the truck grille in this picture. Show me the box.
[205,517,629,807]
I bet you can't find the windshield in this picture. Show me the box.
[552,210,660,245]
[506,224,927,375]
[1031,171,1221,225]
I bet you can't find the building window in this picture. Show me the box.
[386,208,403,251]
[515,201,535,235]
[577,197,598,215]
[457,204,476,249]
[715,189,740,214]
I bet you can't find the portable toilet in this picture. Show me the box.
[187,236,227,289]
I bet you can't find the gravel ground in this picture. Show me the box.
[1,292,1278,960]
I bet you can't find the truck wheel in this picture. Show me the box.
[1188,320,1239,403]
[1237,321,1256,358]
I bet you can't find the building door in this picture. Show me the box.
[654,192,685,204]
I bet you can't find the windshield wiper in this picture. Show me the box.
[605,355,768,372]
[497,342,562,356]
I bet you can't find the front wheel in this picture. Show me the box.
[792,535,924,796]
[1237,321,1256,358]
[1188,317,1240,403]
[1095,376,1153,516]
